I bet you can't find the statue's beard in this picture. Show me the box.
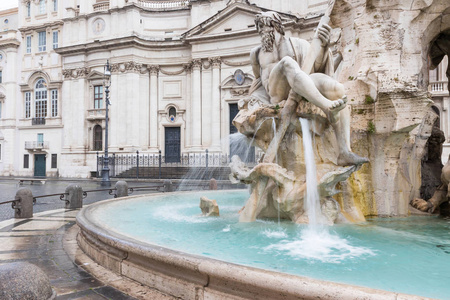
[260,30,275,52]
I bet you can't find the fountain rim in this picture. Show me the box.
[76,190,422,300]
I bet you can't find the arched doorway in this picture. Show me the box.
[93,125,102,151]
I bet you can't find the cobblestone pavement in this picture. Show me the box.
[0,179,162,222]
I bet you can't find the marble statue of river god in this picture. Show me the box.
[230,10,369,225]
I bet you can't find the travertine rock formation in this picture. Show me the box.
[329,0,450,217]
[200,196,220,217]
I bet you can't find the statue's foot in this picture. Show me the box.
[410,198,433,213]
[337,151,369,166]
[325,96,347,123]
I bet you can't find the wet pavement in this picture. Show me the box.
[0,177,240,299]
[0,178,176,299]
[0,178,163,222]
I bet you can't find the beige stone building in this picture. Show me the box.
[429,57,450,162]
[0,0,448,179]
[0,0,332,178]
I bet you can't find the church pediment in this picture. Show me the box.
[200,10,258,36]
[184,2,297,41]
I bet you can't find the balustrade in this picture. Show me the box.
[137,0,189,9]
[93,2,110,11]
[429,80,449,94]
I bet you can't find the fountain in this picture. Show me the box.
[229,10,368,225]
[76,2,450,299]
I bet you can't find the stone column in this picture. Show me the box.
[191,59,202,150]
[210,57,222,151]
[202,62,212,147]
[126,69,140,148]
[61,76,72,152]
[139,69,150,148]
[149,65,159,151]
[184,63,192,148]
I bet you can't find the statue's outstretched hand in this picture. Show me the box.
[317,23,332,47]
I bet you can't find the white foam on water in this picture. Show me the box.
[265,227,375,263]
[222,225,231,232]
[153,204,213,224]
[262,229,288,239]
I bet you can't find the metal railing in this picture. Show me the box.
[96,150,261,179]
[25,141,49,150]
[0,180,225,218]
[32,117,46,125]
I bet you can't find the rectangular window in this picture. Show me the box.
[94,85,103,109]
[27,2,31,17]
[25,92,31,118]
[24,154,29,168]
[51,89,58,117]
[0,102,2,119]
[37,133,44,148]
[26,36,31,53]
[52,31,58,49]
[53,0,57,11]
[0,144,2,161]
[38,31,46,52]
[39,0,46,14]
[35,88,47,118]
[0,71,2,83]
[51,154,57,168]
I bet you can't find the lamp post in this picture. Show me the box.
[101,60,111,187]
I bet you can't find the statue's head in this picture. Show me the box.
[254,11,285,36]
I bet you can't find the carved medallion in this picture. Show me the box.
[234,69,245,86]
[92,18,106,35]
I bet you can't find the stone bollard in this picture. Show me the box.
[64,184,83,209]
[0,262,55,300]
[115,181,128,198]
[13,188,34,218]
[209,178,218,190]
[163,179,173,192]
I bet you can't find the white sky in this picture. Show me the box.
[0,0,18,11]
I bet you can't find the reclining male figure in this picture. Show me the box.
[251,11,368,166]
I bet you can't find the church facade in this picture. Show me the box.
[0,0,447,178]
[0,0,331,178]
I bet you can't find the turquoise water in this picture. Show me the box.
[93,191,450,299]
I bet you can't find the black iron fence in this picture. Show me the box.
[96,150,261,179]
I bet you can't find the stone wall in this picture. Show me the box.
[331,0,450,216]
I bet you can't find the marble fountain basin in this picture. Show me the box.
[76,190,446,300]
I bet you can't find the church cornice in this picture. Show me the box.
[0,39,20,49]
[54,35,187,56]
[19,20,64,33]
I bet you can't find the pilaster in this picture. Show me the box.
[191,59,202,150]
[210,57,222,151]
[149,65,159,151]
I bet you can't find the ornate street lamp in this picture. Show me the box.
[101,60,111,186]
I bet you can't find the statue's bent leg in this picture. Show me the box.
[309,71,368,165]
[309,73,345,100]
[269,57,347,123]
